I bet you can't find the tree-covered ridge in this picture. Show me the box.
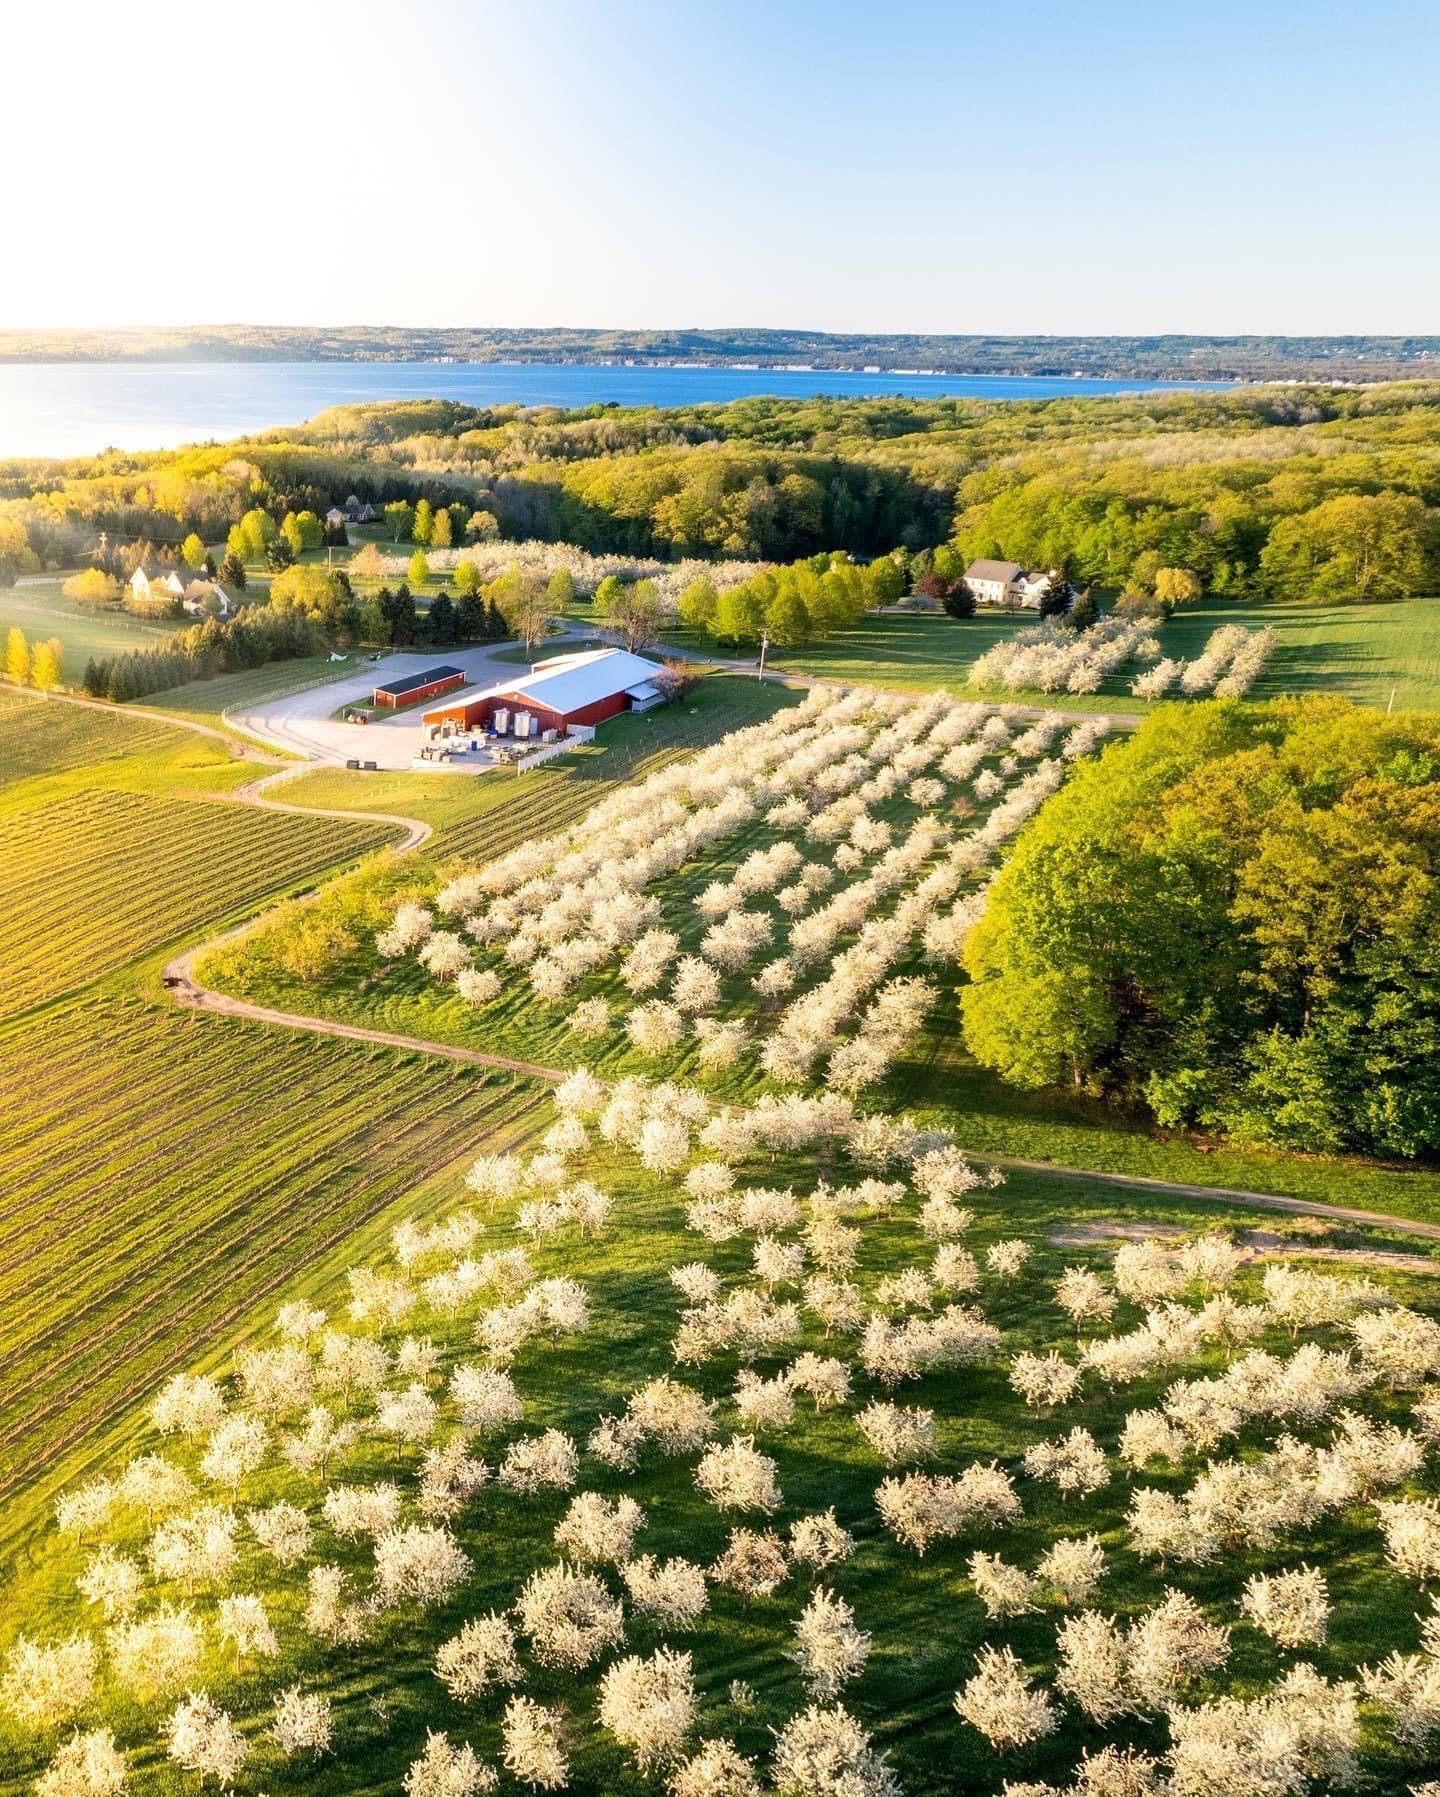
[2,384,1438,600]
[2,324,1439,381]
[961,698,1440,1160]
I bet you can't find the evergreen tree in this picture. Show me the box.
[942,581,977,620]
[1039,561,1073,619]
[455,591,485,641]
[429,591,456,645]
[1063,586,1099,632]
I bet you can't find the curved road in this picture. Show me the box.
[24,683,1434,1242]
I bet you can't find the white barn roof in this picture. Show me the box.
[429,647,666,721]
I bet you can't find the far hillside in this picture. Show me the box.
[2,382,1437,715]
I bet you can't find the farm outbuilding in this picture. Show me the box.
[373,665,466,710]
[422,648,668,736]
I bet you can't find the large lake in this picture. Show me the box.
[0,361,1234,459]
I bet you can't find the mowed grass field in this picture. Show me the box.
[0,579,175,668]
[761,598,1440,711]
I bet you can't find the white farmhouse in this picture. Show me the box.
[963,559,1027,605]
[963,560,1060,609]
[129,566,231,617]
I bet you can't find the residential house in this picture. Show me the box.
[129,565,231,617]
[963,560,1061,609]
[963,559,1027,606]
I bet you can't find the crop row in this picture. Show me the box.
[0,699,182,794]
[0,996,548,1503]
[0,790,393,1019]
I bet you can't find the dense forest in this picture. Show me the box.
[2,383,1438,603]
[2,325,1439,381]
[962,698,1440,1160]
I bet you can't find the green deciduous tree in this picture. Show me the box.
[678,576,719,635]
[492,569,551,655]
[601,576,664,653]
[239,508,276,560]
[1259,493,1436,602]
[961,697,1440,1159]
[1154,567,1203,608]
[712,583,765,646]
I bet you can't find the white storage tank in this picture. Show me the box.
[493,706,510,734]
[515,711,534,739]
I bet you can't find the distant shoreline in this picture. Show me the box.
[0,326,1434,384]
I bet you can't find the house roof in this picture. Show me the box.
[433,648,665,720]
[965,559,1026,583]
[375,664,465,699]
[134,566,215,596]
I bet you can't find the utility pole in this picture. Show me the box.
[757,631,769,681]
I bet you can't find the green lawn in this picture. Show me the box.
[1161,596,1440,710]
[0,579,175,671]
[749,600,1440,713]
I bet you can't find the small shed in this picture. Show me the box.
[373,664,466,710]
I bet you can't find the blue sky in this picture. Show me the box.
[4,0,1436,332]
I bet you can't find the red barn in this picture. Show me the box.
[373,664,466,710]
[423,648,667,736]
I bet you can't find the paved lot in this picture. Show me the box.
[227,647,530,769]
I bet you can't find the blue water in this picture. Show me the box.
[0,360,1234,459]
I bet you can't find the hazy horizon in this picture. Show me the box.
[5,0,1437,338]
